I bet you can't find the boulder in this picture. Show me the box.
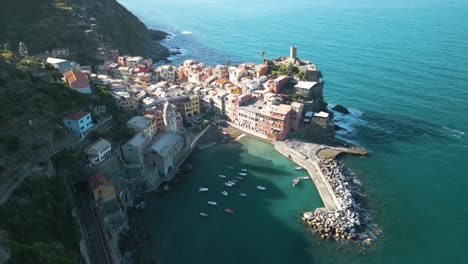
[332,104,350,115]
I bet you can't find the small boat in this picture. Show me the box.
[200,212,208,217]
[256,186,266,191]
[198,188,209,192]
[292,177,300,187]
[208,201,217,205]
[227,181,235,185]
[241,169,248,172]
[227,166,235,170]
[240,193,247,197]
[225,208,234,214]
[300,176,309,180]
[231,179,238,183]
[221,190,228,196]
[225,182,234,187]
[239,173,247,176]
[293,166,303,170]
[218,174,227,178]
[235,176,243,180]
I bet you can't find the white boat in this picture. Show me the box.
[239,173,247,176]
[256,186,266,191]
[300,176,309,180]
[231,179,238,183]
[218,174,227,178]
[198,188,209,192]
[240,193,247,197]
[221,190,228,196]
[293,166,303,170]
[241,169,248,172]
[225,182,234,187]
[235,176,243,180]
[200,212,208,216]
[227,181,235,185]
[208,201,217,205]
[227,166,235,170]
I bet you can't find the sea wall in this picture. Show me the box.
[302,159,380,244]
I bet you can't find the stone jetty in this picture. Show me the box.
[302,159,380,244]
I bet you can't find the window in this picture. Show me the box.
[87,116,90,119]
[80,120,83,123]
[80,126,84,130]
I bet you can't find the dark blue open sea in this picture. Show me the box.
[119,1,468,263]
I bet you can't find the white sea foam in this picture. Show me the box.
[181,31,192,35]
[442,126,465,138]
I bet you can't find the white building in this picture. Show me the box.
[127,115,157,139]
[85,139,112,165]
[294,81,318,97]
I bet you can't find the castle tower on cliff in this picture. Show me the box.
[289,46,297,60]
[163,102,177,132]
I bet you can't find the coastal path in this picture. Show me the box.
[274,141,341,211]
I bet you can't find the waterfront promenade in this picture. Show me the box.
[274,140,341,211]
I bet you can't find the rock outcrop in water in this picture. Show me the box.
[331,104,350,115]
[302,159,380,244]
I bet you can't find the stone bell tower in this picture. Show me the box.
[163,102,177,132]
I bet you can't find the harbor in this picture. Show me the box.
[138,136,326,264]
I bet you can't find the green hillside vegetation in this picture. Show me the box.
[0,177,81,264]
[0,0,170,64]
[0,51,93,184]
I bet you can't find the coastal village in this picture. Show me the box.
[0,18,375,264]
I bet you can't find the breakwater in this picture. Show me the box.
[302,159,380,244]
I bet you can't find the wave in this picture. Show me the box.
[181,31,192,35]
[441,126,465,138]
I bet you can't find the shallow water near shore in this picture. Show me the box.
[119,0,468,263]
[140,137,372,263]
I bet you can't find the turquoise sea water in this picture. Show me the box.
[119,0,468,263]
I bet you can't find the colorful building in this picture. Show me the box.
[62,112,93,138]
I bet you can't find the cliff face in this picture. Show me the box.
[82,0,170,60]
[0,0,170,63]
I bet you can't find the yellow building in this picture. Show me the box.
[184,94,201,117]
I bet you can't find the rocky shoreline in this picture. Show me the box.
[302,159,381,245]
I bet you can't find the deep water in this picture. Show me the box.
[119,0,468,263]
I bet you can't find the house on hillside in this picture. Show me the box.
[52,48,70,58]
[46,57,79,73]
[63,70,92,94]
[63,112,94,138]
[85,139,112,165]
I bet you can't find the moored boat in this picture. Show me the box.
[225,208,234,214]
[300,176,309,180]
[292,177,300,187]
[239,173,247,176]
[208,201,217,205]
[241,169,248,172]
[240,193,247,197]
[200,212,208,216]
[218,174,227,178]
[293,166,303,170]
[225,182,234,187]
[198,188,209,192]
[256,185,266,191]
[221,190,228,196]
[235,176,243,180]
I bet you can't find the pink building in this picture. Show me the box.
[267,75,291,93]
[234,100,300,140]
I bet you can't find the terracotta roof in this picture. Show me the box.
[88,173,114,190]
[64,70,90,89]
[216,78,229,85]
[63,112,89,120]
